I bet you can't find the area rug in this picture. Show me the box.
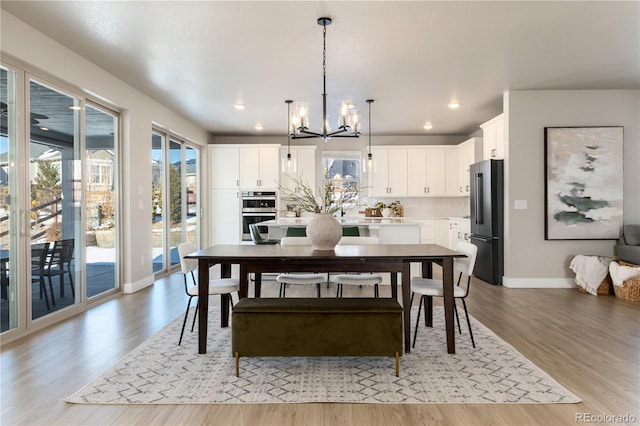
[66,306,581,404]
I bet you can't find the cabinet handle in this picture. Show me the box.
[466,185,469,192]
[236,179,239,187]
[491,148,496,157]
[426,187,430,194]
[459,186,463,193]
[423,187,426,194]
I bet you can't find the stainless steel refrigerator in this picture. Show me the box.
[469,159,504,285]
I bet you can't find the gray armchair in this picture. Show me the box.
[615,225,640,265]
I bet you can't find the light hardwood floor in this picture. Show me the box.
[1,270,638,426]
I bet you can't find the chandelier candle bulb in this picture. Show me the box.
[338,102,350,127]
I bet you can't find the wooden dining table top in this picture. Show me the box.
[187,243,464,262]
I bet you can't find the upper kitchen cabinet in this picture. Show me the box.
[480,113,505,160]
[444,148,459,196]
[209,145,240,189]
[240,145,280,189]
[369,147,408,197]
[407,147,446,196]
[457,137,482,196]
[280,146,316,194]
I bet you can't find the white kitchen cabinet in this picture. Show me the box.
[481,113,505,160]
[417,219,436,244]
[209,188,240,245]
[240,145,280,189]
[280,146,316,194]
[369,147,407,197]
[435,219,449,247]
[447,218,471,249]
[459,218,471,244]
[448,219,459,249]
[457,137,482,196]
[445,148,459,196]
[209,145,240,189]
[407,147,446,197]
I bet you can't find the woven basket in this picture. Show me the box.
[577,273,613,295]
[613,260,640,302]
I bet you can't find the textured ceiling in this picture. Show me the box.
[2,1,638,137]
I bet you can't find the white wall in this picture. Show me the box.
[503,90,639,287]
[1,11,210,291]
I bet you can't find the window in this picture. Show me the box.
[321,152,361,213]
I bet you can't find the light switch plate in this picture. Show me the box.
[514,200,528,210]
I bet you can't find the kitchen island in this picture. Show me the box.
[261,217,421,244]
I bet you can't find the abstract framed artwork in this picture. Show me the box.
[544,126,623,240]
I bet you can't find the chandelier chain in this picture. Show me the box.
[323,23,327,80]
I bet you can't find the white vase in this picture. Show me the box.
[306,213,342,251]
[381,208,392,217]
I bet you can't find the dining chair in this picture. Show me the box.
[285,227,307,237]
[333,236,383,298]
[177,241,240,345]
[410,241,478,348]
[341,226,360,237]
[43,239,75,299]
[276,236,324,297]
[31,242,52,310]
[249,223,279,245]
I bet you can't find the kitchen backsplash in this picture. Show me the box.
[353,197,470,218]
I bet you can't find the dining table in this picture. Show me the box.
[186,243,466,355]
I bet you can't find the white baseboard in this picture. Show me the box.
[502,277,575,288]
[123,274,155,294]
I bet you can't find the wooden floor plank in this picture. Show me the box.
[1,271,638,425]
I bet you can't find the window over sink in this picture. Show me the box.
[321,151,361,214]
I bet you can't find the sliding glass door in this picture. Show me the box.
[29,79,81,319]
[185,145,198,246]
[85,103,118,298]
[151,131,200,275]
[1,62,121,337]
[0,66,19,332]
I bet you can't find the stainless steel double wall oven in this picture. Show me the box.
[241,191,277,241]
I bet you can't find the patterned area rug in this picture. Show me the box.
[66,306,580,404]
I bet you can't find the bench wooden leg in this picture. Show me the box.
[235,352,240,377]
[395,351,400,377]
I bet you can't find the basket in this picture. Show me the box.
[577,273,613,295]
[614,260,640,302]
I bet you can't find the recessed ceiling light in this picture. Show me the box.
[448,102,460,109]
[423,122,433,130]
[234,104,246,110]
[254,123,263,131]
[69,106,81,111]
[39,127,49,131]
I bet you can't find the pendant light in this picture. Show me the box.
[283,100,296,173]
[366,99,374,172]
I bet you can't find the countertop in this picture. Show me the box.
[262,217,420,226]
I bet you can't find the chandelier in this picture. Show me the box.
[287,17,366,142]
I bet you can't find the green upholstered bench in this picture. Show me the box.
[232,297,403,376]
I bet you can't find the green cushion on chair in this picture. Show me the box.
[285,227,307,237]
[342,226,360,236]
